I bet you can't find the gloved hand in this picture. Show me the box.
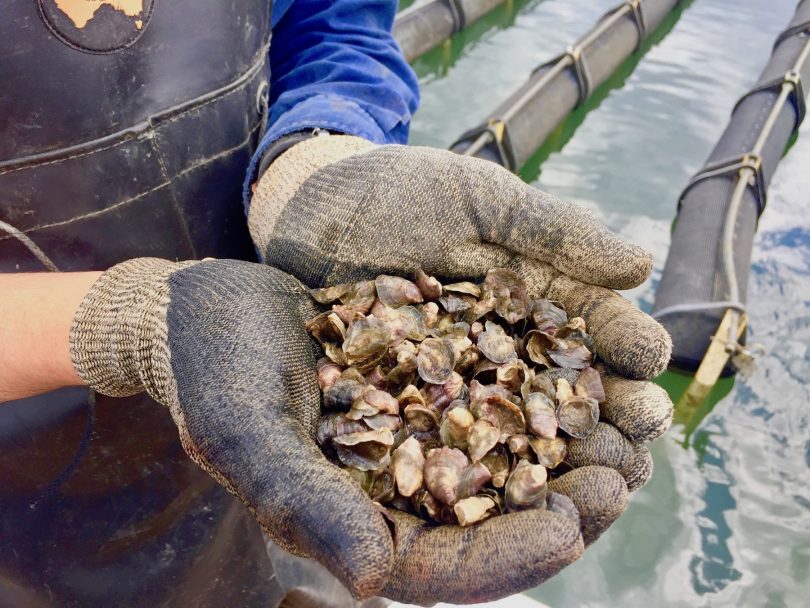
[69,257,621,605]
[248,133,673,503]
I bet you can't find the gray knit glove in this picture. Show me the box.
[249,134,673,490]
[69,258,393,599]
[68,258,623,604]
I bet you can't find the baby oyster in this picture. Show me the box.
[477,321,517,364]
[456,462,492,501]
[424,446,469,505]
[333,428,394,471]
[391,436,425,497]
[454,495,497,527]
[439,406,474,450]
[467,418,500,462]
[575,366,606,403]
[505,460,548,512]
[557,396,599,438]
[342,316,391,367]
[528,436,567,469]
[481,268,531,324]
[417,338,457,384]
[414,269,442,300]
[375,275,424,308]
[523,392,558,439]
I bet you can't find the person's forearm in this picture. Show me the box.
[0,272,101,403]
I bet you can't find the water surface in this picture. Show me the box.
[407,0,810,604]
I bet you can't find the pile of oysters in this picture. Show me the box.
[307,268,603,527]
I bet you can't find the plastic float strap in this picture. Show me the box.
[772,18,810,50]
[605,0,648,52]
[677,153,767,217]
[733,69,807,135]
[452,117,519,170]
[530,45,593,107]
[442,0,467,33]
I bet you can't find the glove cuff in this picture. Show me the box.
[69,258,197,399]
[248,134,376,260]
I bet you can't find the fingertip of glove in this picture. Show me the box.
[599,312,673,380]
[594,246,653,291]
[601,376,674,443]
[548,466,628,546]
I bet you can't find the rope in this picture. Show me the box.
[0,220,59,272]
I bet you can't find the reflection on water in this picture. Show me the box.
[409,0,810,604]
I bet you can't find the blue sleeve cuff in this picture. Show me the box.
[242,94,388,207]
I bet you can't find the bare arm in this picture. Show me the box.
[0,272,101,403]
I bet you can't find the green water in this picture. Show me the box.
[405,0,810,605]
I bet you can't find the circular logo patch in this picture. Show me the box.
[38,0,155,54]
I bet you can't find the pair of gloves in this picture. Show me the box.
[70,134,673,605]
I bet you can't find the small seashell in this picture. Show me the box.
[412,489,442,521]
[477,321,517,364]
[496,359,530,393]
[414,269,443,300]
[342,466,374,493]
[365,365,387,390]
[555,378,574,404]
[317,357,343,392]
[417,338,457,384]
[557,396,599,438]
[316,413,368,448]
[391,436,425,497]
[363,413,403,432]
[342,316,391,366]
[439,406,475,450]
[373,303,428,343]
[323,342,348,366]
[528,436,567,468]
[530,299,567,333]
[330,281,377,323]
[333,428,394,471]
[323,369,366,411]
[404,403,440,433]
[467,418,500,462]
[523,392,558,439]
[454,346,480,375]
[505,460,548,512]
[369,470,396,503]
[469,321,485,341]
[454,496,497,527]
[479,446,510,488]
[423,371,465,411]
[524,330,555,367]
[462,297,497,324]
[456,462,492,501]
[443,281,482,297]
[548,340,592,369]
[481,268,531,324]
[422,301,440,328]
[507,434,533,460]
[305,311,347,346]
[346,386,399,420]
[575,366,606,403]
[471,393,526,442]
[437,293,475,313]
[524,372,556,401]
[555,316,587,339]
[424,447,469,505]
[375,275,424,308]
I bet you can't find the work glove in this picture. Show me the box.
[69,258,602,604]
[248,134,674,594]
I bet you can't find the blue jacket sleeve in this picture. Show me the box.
[243,0,420,201]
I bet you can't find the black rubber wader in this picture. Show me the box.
[0,1,288,605]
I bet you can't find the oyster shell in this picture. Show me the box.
[316,357,343,392]
[480,446,510,488]
[454,495,497,527]
[417,338,457,384]
[424,447,469,505]
[507,433,532,460]
[333,428,394,471]
[557,396,599,438]
[575,366,606,403]
[316,413,368,447]
[439,406,474,450]
[528,436,567,468]
[467,418,500,462]
[305,311,346,346]
[456,462,492,501]
[375,275,424,308]
[414,269,442,300]
[443,281,481,297]
[505,460,548,512]
[369,470,396,503]
[477,321,517,364]
[346,386,399,420]
[391,436,425,497]
[530,299,567,333]
[523,392,558,439]
[471,393,526,442]
[323,368,366,411]
[481,268,531,324]
[342,316,391,367]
